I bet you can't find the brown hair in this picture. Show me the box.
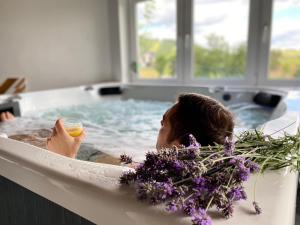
[167,93,234,146]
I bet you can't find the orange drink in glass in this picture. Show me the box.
[64,119,83,137]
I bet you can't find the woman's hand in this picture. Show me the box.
[0,112,15,122]
[46,119,85,158]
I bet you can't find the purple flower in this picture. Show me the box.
[192,177,210,195]
[221,202,234,219]
[145,152,159,165]
[183,198,197,216]
[237,166,250,182]
[193,177,206,186]
[173,160,185,172]
[119,131,265,224]
[191,208,212,225]
[253,201,262,214]
[224,137,235,156]
[136,182,150,200]
[120,154,133,164]
[138,181,175,204]
[173,185,188,197]
[135,162,144,170]
[228,187,247,201]
[229,156,244,166]
[120,171,136,185]
[166,200,179,212]
[187,149,198,160]
[245,160,260,173]
[230,156,251,182]
[189,134,201,149]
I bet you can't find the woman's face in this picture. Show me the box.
[156,105,180,150]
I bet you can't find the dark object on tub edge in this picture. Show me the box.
[253,92,281,108]
[0,101,21,117]
[98,86,122,96]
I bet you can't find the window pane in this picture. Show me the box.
[136,0,177,79]
[269,0,300,80]
[193,0,249,79]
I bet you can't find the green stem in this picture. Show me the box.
[206,196,214,211]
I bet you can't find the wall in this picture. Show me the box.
[0,0,112,91]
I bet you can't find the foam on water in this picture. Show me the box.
[0,99,273,162]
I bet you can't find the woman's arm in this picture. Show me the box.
[46,119,85,158]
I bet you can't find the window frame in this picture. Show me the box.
[184,0,256,86]
[257,0,300,87]
[128,0,183,85]
[126,0,300,87]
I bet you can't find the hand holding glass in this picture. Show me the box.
[64,119,83,137]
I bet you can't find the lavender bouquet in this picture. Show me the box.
[120,129,300,225]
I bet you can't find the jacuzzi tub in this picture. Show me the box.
[0,83,299,225]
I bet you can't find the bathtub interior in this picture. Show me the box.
[0,83,288,164]
[0,83,299,225]
[0,83,285,165]
[122,85,287,120]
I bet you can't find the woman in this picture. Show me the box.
[46,93,235,158]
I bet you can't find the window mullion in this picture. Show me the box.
[245,0,260,86]
[128,0,138,83]
[176,0,185,83]
[256,0,273,86]
[182,0,193,84]
[129,0,181,83]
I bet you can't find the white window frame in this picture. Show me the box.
[128,0,183,85]
[183,0,256,86]
[257,0,300,87]
[126,0,300,87]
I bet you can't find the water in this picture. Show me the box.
[228,102,273,129]
[0,99,273,162]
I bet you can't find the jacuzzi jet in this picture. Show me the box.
[222,93,231,102]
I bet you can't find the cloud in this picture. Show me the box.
[274,0,300,12]
[271,1,300,49]
[137,0,175,28]
[194,15,226,29]
[196,0,246,4]
[193,0,249,46]
[272,29,300,49]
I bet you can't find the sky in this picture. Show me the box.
[137,0,300,50]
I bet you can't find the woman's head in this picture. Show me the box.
[156,93,234,149]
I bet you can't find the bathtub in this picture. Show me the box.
[0,83,299,225]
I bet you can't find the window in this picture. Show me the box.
[135,0,177,79]
[193,0,250,79]
[269,0,300,80]
[127,0,300,86]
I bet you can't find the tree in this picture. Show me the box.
[154,40,176,77]
[270,50,282,70]
[295,67,300,78]
[193,34,247,78]
[144,1,156,23]
[226,43,246,77]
